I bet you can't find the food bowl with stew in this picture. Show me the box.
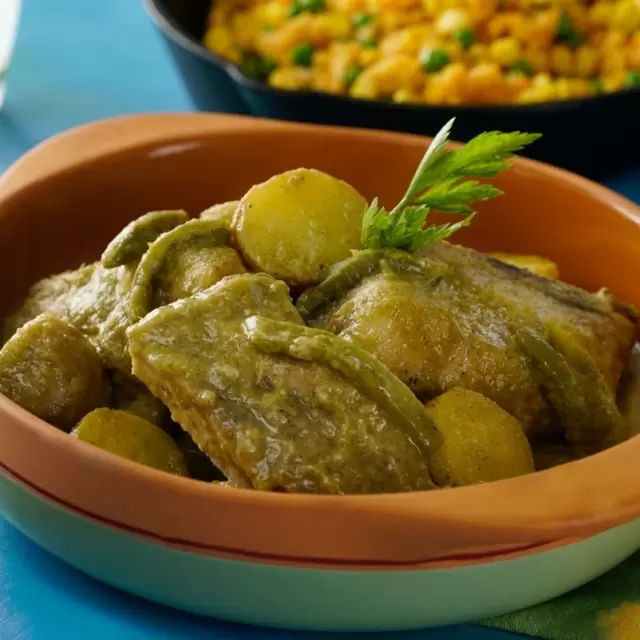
[1,113,640,632]
[144,0,640,178]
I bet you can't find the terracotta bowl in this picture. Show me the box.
[1,113,640,631]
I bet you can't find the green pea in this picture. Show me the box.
[289,0,325,16]
[454,29,475,50]
[291,42,315,67]
[625,70,640,88]
[557,13,583,49]
[261,56,278,77]
[420,48,450,73]
[241,53,277,82]
[352,12,373,28]
[589,77,603,93]
[359,36,378,48]
[509,60,534,77]
[344,64,364,88]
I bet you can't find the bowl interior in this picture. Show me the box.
[1,120,639,319]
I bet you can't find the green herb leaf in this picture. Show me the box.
[361,118,541,251]
[361,199,429,251]
[417,179,503,214]
[409,214,476,250]
[396,117,455,212]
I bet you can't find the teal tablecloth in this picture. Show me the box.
[0,2,637,639]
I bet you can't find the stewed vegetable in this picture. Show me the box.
[234,168,367,285]
[1,118,637,494]
[203,0,640,105]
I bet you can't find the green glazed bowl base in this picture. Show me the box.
[1,472,639,632]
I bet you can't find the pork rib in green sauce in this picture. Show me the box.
[128,273,434,494]
[301,243,637,450]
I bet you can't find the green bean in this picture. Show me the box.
[244,315,442,457]
[102,210,189,268]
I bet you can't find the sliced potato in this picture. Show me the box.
[199,201,239,229]
[128,220,242,322]
[162,245,246,303]
[72,408,188,476]
[425,388,535,487]
[489,253,559,279]
[0,314,109,431]
[233,168,367,286]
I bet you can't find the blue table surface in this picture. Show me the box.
[0,2,638,639]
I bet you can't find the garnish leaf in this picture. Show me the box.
[409,214,476,250]
[361,199,428,251]
[417,179,503,214]
[396,117,455,211]
[362,118,541,251]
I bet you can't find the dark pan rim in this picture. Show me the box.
[144,0,640,115]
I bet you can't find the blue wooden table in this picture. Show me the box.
[0,1,638,639]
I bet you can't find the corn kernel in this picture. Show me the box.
[612,0,640,32]
[378,10,425,35]
[421,0,444,18]
[312,71,334,92]
[435,8,472,36]
[269,67,313,90]
[550,45,575,75]
[602,28,627,51]
[327,42,361,91]
[487,13,524,39]
[315,13,352,40]
[377,0,422,8]
[423,63,467,104]
[602,70,625,91]
[393,88,422,103]
[628,36,640,69]
[526,8,561,48]
[524,48,550,73]
[601,30,628,73]
[554,77,580,100]
[440,61,467,90]
[489,37,521,67]
[230,13,262,50]
[359,48,382,65]
[254,2,288,29]
[466,43,490,65]
[380,26,431,56]
[467,0,500,23]
[568,78,592,97]
[349,73,379,99]
[531,72,554,88]
[517,72,556,102]
[314,50,330,70]
[351,54,422,99]
[575,45,600,77]
[204,26,241,63]
[589,1,615,27]
[506,70,531,89]
[466,62,510,102]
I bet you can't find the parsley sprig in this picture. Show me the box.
[361,118,541,251]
